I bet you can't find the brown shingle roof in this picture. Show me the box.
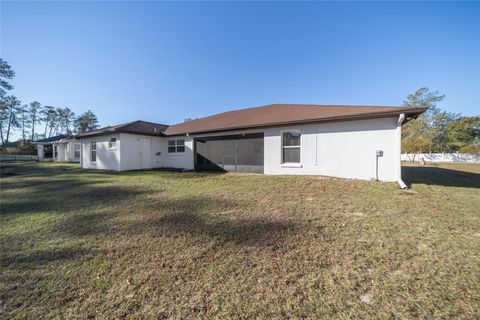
[77,120,168,138]
[164,104,427,135]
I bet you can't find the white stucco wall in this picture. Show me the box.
[77,117,402,181]
[36,139,80,163]
[80,134,121,171]
[160,136,195,170]
[37,145,45,161]
[262,117,399,181]
[80,133,166,171]
[119,133,164,171]
[187,117,401,182]
[62,140,81,162]
[55,143,66,161]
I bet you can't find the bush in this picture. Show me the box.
[459,142,480,155]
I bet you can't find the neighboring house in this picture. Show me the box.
[32,135,81,162]
[3,141,21,153]
[77,104,426,187]
[76,121,169,171]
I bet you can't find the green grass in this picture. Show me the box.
[1,162,479,319]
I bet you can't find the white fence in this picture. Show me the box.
[0,155,39,162]
[401,153,480,164]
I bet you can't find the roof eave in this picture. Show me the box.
[76,129,117,139]
[118,130,167,137]
[165,107,428,136]
[76,129,167,139]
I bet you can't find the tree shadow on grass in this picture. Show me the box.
[50,192,301,248]
[126,196,302,248]
[0,162,80,177]
[55,211,106,236]
[1,247,94,268]
[402,166,480,189]
[151,211,299,247]
[0,178,107,194]
[0,178,146,216]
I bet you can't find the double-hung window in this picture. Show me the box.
[282,131,301,163]
[91,139,96,162]
[168,139,185,153]
[74,143,81,158]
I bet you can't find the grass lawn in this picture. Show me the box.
[1,162,479,319]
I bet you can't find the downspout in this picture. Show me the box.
[397,113,407,189]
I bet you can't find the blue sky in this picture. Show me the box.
[1,1,479,133]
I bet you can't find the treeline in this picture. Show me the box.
[0,59,100,149]
[401,87,479,154]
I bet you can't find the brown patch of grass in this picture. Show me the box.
[0,163,479,319]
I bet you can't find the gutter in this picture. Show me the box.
[397,113,408,189]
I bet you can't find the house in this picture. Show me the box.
[77,104,426,187]
[76,121,168,171]
[3,140,21,153]
[32,135,81,162]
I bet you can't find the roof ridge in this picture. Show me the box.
[129,120,169,127]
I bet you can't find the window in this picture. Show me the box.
[282,131,301,163]
[54,146,58,158]
[168,139,185,153]
[44,145,53,158]
[91,139,96,162]
[108,138,117,149]
[74,143,81,158]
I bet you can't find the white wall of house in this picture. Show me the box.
[55,143,64,161]
[185,117,401,182]
[81,134,121,171]
[36,139,80,163]
[77,117,403,182]
[119,133,164,171]
[80,133,165,171]
[55,140,80,162]
[262,117,399,181]
[161,136,195,170]
[36,145,45,161]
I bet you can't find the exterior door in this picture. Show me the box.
[139,138,151,169]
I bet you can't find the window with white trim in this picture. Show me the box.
[91,139,96,162]
[282,131,301,163]
[168,139,185,153]
[108,138,117,149]
[74,143,81,158]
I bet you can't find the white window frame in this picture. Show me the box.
[108,137,117,150]
[281,130,302,166]
[91,139,96,163]
[167,139,185,154]
[73,143,81,159]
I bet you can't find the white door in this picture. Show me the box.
[139,138,151,169]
